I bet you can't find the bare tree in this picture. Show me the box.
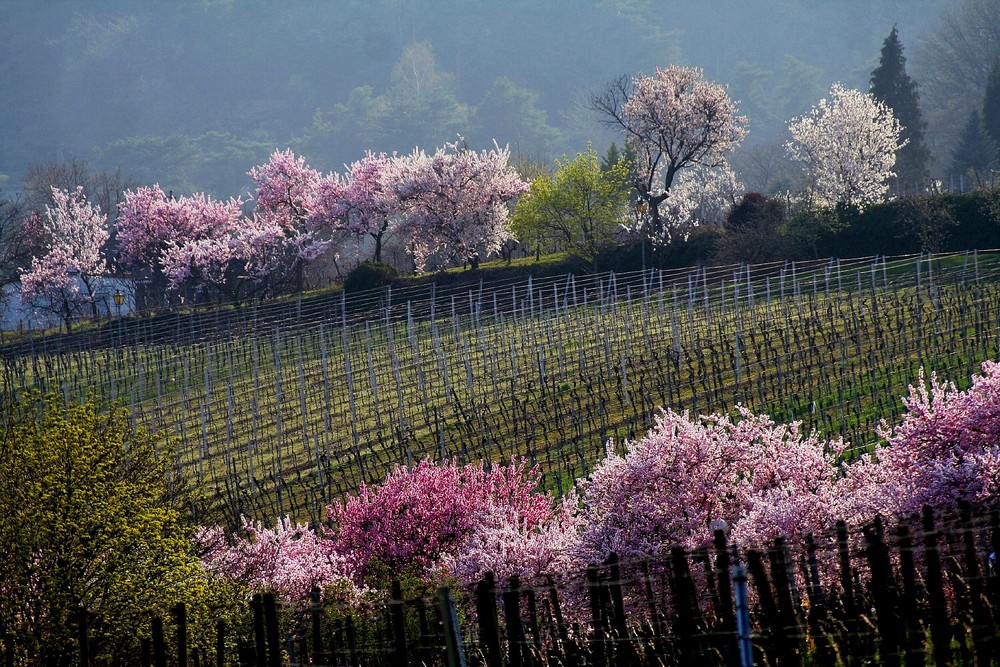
[914,0,1000,169]
[22,158,140,227]
[0,191,36,306]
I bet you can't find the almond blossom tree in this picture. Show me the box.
[621,163,744,243]
[438,495,582,586]
[196,517,360,605]
[836,361,1000,524]
[247,149,329,293]
[327,457,557,585]
[392,141,528,271]
[117,186,246,302]
[119,166,325,304]
[20,186,108,332]
[786,83,906,209]
[593,66,748,245]
[144,192,247,301]
[310,151,400,265]
[575,407,844,563]
[116,185,186,277]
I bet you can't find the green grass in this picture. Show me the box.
[4,251,1000,528]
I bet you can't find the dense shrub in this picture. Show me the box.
[0,393,238,664]
[816,192,1000,258]
[342,261,399,293]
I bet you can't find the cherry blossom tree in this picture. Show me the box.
[392,141,528,271]
[593,66,748,245]
[20,186,109,332]
[786,83,906,209]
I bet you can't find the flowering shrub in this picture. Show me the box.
[838,361,1000,523]
[439,494,582,586]
[575,407,843,563]
[197,516,360,605]
[328,457,556,584]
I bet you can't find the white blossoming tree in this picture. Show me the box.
[593,65,748,245]
[786,83,906,209]
[20,187,108,332]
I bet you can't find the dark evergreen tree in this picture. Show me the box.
[983,58,1000,155]
[870,26,931,185]
[950,109,997,183]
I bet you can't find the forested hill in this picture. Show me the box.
[0,0,956,197]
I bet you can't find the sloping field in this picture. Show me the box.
[4,251,999,527]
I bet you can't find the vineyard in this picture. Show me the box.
[3,250,999,528]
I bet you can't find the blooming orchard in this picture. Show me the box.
[199,361,1000,604]
[10,358,993,637]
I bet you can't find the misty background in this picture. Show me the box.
[0,0,973,199]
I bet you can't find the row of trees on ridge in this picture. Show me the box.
[13,25,999,329]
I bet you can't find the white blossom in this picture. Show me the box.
[786,83,906,209]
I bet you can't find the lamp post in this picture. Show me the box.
[113,289,124,317]
[112,289,125,347]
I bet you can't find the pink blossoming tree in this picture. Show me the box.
[575,407,844,563]
[155,192,246,298]
[392,141,528,271]
[837,361,1000,524]
[247,150,329,293]
[310,152,400,265]
[117,186,249,302]
[20,186,108,332]
[197,517,361,606]
[327,457,557,585]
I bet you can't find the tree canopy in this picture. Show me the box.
[786,83,905,209]
[511,145,631,263]
[592,66,748,244]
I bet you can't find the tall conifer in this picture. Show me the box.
[982,58,1000,159]
[870,26,931,185]
[950,109,997,182]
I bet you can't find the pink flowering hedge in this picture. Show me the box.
[198,361,1000,604]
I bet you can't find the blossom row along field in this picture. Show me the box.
[5,251,999,528]
[196,358,1000,607]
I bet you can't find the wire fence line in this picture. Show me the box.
[2,251,999,527]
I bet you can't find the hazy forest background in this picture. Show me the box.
[0,0,980,200]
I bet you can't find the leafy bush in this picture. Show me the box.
[342,261,399,293]
[0,393,239,664]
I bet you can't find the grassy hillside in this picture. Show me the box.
[3,250,999,528]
